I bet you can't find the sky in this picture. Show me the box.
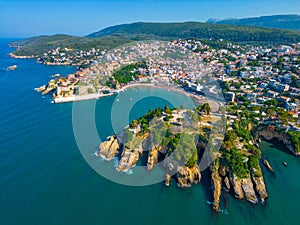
[0,0,300,38]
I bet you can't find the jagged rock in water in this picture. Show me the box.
[224,176,231,191]
[117,146,142,172]
[97,135,120,160]
[42,88,53,95]
[263,159,274,173]
[176,166,201,188]
[241,177,258,203]
[230,173,244,199]
[211,162,222,212]
[36,85,46,92]
[165,174,171,186]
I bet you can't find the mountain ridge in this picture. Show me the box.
[206,14,300,31]
[10,17,300,57]
[86,21,300,44]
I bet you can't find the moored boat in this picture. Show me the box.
[7,65,17,70]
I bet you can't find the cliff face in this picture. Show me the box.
[211,162,222,211]
[230,173,245,199]
[162,157,201,188]
[241,177,258,203]
[147,146,160,170]
[117,146,143,172]
[258,125,299,156]
[97,135,120,160]
[176,165,201,188]
[252,175,268,202]
[211,158,267,211]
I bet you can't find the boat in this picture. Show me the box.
[283,162,288,167]
[50,73,60,78]
[7,65,17,71]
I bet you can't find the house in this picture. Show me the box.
[267,90,279,98]
[277,96,290,103]
[286,102,298,111]
[138,75,148,82]
[273,83,289,92]
[246,93,256,101]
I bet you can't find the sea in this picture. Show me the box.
[0,38,299,225]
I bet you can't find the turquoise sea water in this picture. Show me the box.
[0,38,299,225]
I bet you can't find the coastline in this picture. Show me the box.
[54,93,114,103]
[9,52,34,59]
[53,83,207,104]
[119,83,207,104]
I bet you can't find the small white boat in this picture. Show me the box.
[7,65,17,71]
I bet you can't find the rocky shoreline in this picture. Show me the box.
[258,125,300,156]
[211,159,267,211]
[95,108,298,213]
[98,133,270,212]
[97,131,203,188]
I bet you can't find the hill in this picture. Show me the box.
[9,34,138,56]
[10,21,300,57]
[87,21,300,44]
[207,14,300,31]
[10,33,164,56]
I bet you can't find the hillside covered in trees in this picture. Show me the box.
[10,21,300,57]
[87,21,300,44]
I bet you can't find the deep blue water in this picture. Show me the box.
[0,38,299,225]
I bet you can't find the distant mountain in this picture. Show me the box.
[87,21,300,44]
[207,14,300,31]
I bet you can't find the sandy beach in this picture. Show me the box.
[53,83,208,104]
[119,83,207,104]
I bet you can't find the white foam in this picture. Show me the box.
[219,209,229,215]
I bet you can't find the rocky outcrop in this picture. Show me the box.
[228,168,267,204]
[218,164,227,177]
[176,166,201,188]
[224,176,230,191]
[263,159,274,173]
[97,135,120,160]
[165,174,171,186]
[211,162,222,211]
[252,175,268,202]
[42,88,54,95]
[241,177,258,203]
[147,146,160,170]
[251,165,268,202]
[117,146,143,172]
[35,85,46,92]
[258,125,299,156]
[230,173,244,199]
